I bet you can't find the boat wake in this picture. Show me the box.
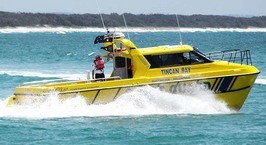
[0,86,233,119]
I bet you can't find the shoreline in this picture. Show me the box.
[0,26,266,33]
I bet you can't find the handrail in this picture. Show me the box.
[89,76,121,82]
[205,49,252,65]
[23,79,69,85]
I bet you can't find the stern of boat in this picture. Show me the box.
[6,84,55,106]
[7,95,16,106]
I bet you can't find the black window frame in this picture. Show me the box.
[144,51,212,69]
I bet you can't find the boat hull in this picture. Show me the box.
[7,72,258,110]
[5,32,260,112]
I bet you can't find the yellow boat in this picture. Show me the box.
[6,31,259,110]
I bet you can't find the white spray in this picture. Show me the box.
[0,85,233,119]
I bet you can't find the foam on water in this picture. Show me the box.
[0,27,266,33]
[0,85,233,119]
[255,78,266,85]
[0,70,85,80]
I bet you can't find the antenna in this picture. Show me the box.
[96,0,106,30]
[175,14,183,45]
[122,13,130,40]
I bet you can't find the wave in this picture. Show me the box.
[0,27,266,33]
[255,78,266,85]
[0,70,86,81]
[0,85,233,119]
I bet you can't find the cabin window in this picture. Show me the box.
[145,53,186,68]
[115,57,126,68]
[145,51,211,68]
[115,57,132,68]
[187,51,212,64]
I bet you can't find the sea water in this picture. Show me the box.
[0,28,265,144]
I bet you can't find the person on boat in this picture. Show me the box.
[92,55,105,79]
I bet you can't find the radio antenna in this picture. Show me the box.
[122,13,130,40]
[96,0,106,30]
[175,14,183,45]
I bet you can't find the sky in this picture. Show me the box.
[0,0,265,16]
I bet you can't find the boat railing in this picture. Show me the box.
[89,76,121,82]
[205,49,252,65]
[23,79,68,85]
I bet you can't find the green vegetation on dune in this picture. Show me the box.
[0,11,265,28]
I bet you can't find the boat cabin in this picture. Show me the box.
[94,32,212,80]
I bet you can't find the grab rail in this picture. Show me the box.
[205,49,252,65]
[89,76,121,82]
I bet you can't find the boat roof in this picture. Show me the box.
[139,45,194,55]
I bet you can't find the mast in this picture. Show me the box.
[122,13,130,40]
[175,14,183,45]
[96,0,106,30]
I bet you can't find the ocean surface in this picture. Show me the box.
[0,28,265,144]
